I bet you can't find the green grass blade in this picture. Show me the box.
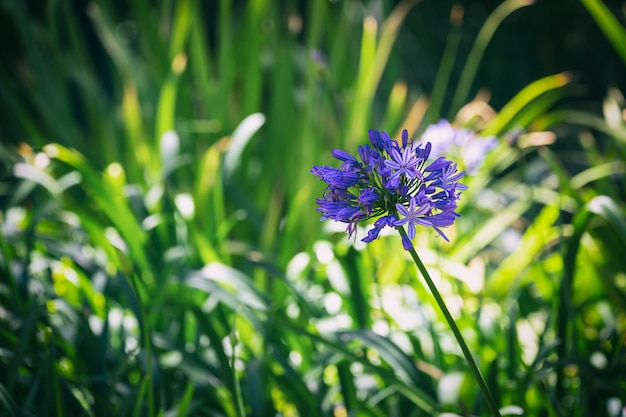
[449,0,535,116]
[486,203,561,298]
[481,72,571,137]
[423,6,463,127]
[581,0,626,66]
[174,381,195,417]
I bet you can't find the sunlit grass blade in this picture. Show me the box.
[383,81,408,133]
[481,72,571,137]
[451,198,533,263]
[155,54,188,151]
[486,203,561,298]
[43,144,152,279]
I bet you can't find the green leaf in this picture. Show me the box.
[581,0,626,66]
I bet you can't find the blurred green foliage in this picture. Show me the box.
[1,1,625,416]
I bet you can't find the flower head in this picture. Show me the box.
[311,125,467,249]
[421,119,497,174]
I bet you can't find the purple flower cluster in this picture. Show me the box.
[422,119,498,174]
[311,127,467,250]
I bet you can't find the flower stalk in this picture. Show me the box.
[398,225,502,417]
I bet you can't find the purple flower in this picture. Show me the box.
[395,197,431,239]
[419,119,498,174]
[385,147,420,180]
[312,125,467,249]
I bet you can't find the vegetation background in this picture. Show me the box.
[1,0,625,416]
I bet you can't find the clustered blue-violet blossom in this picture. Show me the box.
[422,119,498,174]
[311,127,467,250]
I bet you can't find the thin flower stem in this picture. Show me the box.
[398,227,502,417]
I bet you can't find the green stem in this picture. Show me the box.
[129,273,155,417]
[398,227,501,417]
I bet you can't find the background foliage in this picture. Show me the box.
[1,0,625,416]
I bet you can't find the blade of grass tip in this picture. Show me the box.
[193,143,223,263]
[175,381,195,417]
[223,113,266,180]
[122,82,151,184]
[449,0,535,117]
[396,96,430,139]
[581,0,626,66]
[570,161,625,191]
[423,5,463,127]
[169,0,192,61]
[155,53,188,157]
[505,87,570,131]
[481,72,572,138]
[384,81,408,133]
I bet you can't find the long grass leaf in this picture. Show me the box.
[449,0,535,115]
[581,0,626,66]
[175,381,195,417]
[486,203,561,298]
[481,73,571,137]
